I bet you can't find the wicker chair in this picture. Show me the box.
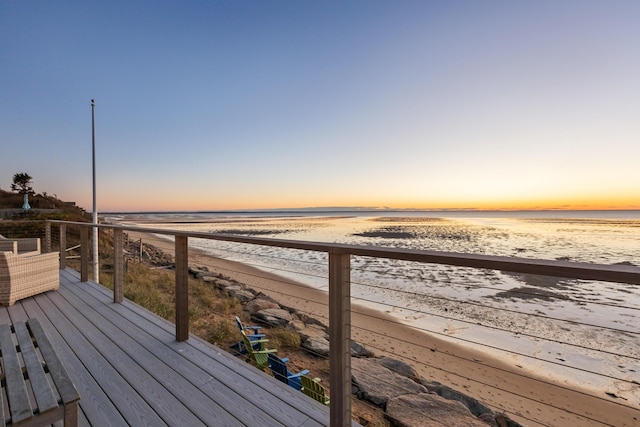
[0,251,59,306]
[0,235,41,254]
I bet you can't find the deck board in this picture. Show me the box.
[44,289,208,426]
[60,276,254,426]
[27,292,165,425]
[19,297,129,427]
[63,269,333,426]
[0,268,336,427]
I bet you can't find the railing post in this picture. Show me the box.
[59,224,67,270]
[328,251,351,427]
[175,235,189,341]
[80,226,89,282]
[113,228,124,303]
[45,221,51,253]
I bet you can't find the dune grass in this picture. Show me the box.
[100,262,241,345]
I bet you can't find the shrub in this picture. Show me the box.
[268,327,301,350]
[200,318,236,345]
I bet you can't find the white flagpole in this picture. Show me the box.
[91,99,99,283]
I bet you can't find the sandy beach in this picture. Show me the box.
[127,230,639,427]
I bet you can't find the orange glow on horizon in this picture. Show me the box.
[77,175,640,212]
[386,195,640,212]
[90,192,640,213]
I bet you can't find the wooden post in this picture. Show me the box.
[64,401,79,427]
[175,235,189,341]
[113,228,124,303]
[45,221,51,253]
[80,226,89,282]
[328,251,351,427]
[139,238,143,262]
[59,224,67,270]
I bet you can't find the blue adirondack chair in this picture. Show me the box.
[233,316,266,354]
[268,353,310,391]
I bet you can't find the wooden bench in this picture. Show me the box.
[0,319,80,426]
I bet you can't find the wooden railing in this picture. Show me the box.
[46,220,640,427]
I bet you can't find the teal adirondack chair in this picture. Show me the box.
[268,353,309,391]
[240,330,276,370]
[301,375,330,405]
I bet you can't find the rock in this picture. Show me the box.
[478,413,499,426]
[494,413,524,427]
[351,341,374,357]
[254,308,293,327]
[299,333,372,358]
[351,357,427,408]
[374,357,419,381]
[215,278,235,289]
[294,313,327,330]
[297,324,328,341]
[225,285,242,297]
[385,393,490,427]
[252,292,279,302]
[423,381,494,418]
[245,298,280,314]
[230,289,254,303]
[189,267,212,279]
[202,275,218,284]
[289,319,306,331]
[302,336,330,357]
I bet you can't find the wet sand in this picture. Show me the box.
[127,230,639,427]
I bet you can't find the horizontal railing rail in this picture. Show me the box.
[46,220,640,284]
[45,220,640,427]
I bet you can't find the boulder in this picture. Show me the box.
[299,335,373,358]
[302,336,330,357]
[495,413,524,427]
[423,381,494,418]
[254,308,293,327]
[478,413,499,427]
[374,357,419,381]
[289,319,306,331]
[215,278,235,289]
[230,289,254,303]
[189,267,212,279]
[351,341,374,357]
[252,292,280,303]
[385,393,490,427]
[245,298,280,314]
[225,285,243,296]
[297,324,328,341]
[351,357,427,408]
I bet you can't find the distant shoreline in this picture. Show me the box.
[103,209,640,220]
[105,208,640,213]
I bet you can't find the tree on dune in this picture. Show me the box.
[11,172,34,210]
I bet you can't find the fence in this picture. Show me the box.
[45,219,640,426]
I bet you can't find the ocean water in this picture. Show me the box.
[111,210,640,404]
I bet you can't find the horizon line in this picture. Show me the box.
[99,206,640,215]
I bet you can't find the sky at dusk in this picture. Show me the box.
[1,1,639,212]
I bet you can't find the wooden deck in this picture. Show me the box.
[0,268,335,427]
